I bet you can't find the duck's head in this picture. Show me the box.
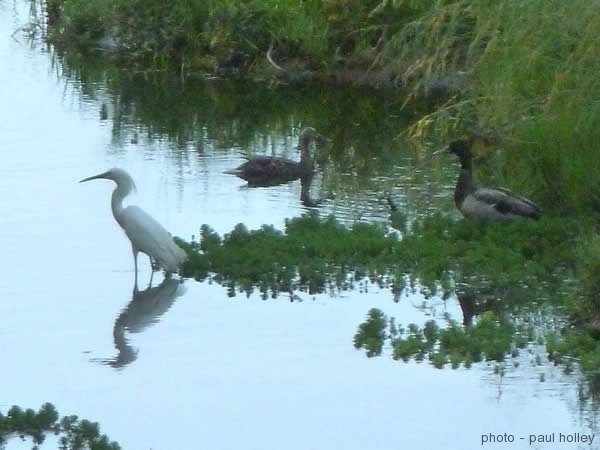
[448,139,471,159]
[297,127,329,150]
[433,139,473,169]
[447,139,473,169]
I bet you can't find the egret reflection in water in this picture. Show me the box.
[93,277,186,368]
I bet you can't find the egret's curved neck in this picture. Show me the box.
[111,183,131,226]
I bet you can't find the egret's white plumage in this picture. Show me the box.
[80,168,187,284]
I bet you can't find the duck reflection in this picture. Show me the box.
[235,174,330,208]
[456,290,479,326]
[96,277,186,368]
[455,286,507,326]
[300,175,331,208]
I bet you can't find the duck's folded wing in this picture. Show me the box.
[247,156,299,176]
[473,188,541,219]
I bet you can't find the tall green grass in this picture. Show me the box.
[42,0,430,70]
[472,0,600,211]
[381,0,600,212]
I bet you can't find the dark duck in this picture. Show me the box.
[224,127,327,187]
[442,139,541,222]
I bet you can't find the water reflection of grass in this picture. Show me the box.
[175,212,594,374]
[50,49,409,156]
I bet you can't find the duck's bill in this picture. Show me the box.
[432,146,448,156]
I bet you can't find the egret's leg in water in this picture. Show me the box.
[132,245,139,290]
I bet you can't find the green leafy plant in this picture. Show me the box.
[0,403,120,450]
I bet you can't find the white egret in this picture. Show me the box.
[80,168,187,285]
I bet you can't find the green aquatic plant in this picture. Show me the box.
[353,309,516,368]
[546,331,600,376]
[391,320,436,363]
[353,308,388,357]
[179,213,401,298]
[176,212,589,370]
[0,403,120,450]
[179,212,576,302]
[540,235,600,381]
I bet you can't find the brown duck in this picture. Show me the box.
[442,139,541,222]
[224,127,327,187]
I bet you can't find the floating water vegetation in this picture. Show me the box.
[175,212,600,375]
[178,212,577,301]
[0,403,120,450]
[354,308,519,369]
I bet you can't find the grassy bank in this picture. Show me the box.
[42,0,430,83]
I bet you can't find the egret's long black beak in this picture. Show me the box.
[80,171,109,183]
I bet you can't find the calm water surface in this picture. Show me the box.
[0,2,598,449]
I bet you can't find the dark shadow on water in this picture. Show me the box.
[237,174,331,208]
[92,277,186,369]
